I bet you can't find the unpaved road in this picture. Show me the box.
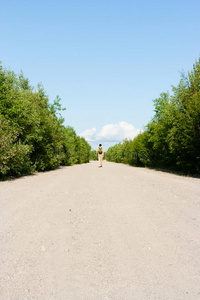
[0,161,200,300]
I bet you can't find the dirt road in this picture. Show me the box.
[0,161,200,299]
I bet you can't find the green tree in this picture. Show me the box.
[0,63,91,179]
[167,59,200,173]
[106,57,200,175]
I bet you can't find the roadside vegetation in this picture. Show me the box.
[0,63,91,179]
[89,150,98,161]
[106,57,200,175]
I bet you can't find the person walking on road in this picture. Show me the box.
[96,144,104,167]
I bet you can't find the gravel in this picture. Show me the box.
[0,161,200,299]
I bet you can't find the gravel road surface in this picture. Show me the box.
[0,161,200,299]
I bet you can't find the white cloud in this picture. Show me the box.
[79,127,96,142]
[97,121,141,142]
[79,121,141,150]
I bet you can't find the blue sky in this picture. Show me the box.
[1,0,200,150]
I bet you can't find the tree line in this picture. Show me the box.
[106,57,200,175]
[0,63,91,179]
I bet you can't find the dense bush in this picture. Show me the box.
[0,64,91,179]
[89,150,98,161]
[106,57,200,175]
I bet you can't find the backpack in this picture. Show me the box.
[98,147,103,155]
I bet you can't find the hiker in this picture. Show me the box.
[96,144,104,167]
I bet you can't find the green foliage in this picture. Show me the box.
[89,150,98,160]
[76,136,91,164]
[0,115,33,177]
[106,57,200,175]
[106,134,149,167]
[62,126,78,165]
[106,143,123,163]
[0,63,91,179]
[167,60,200,173]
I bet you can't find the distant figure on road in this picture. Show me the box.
[96,144,104,167]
